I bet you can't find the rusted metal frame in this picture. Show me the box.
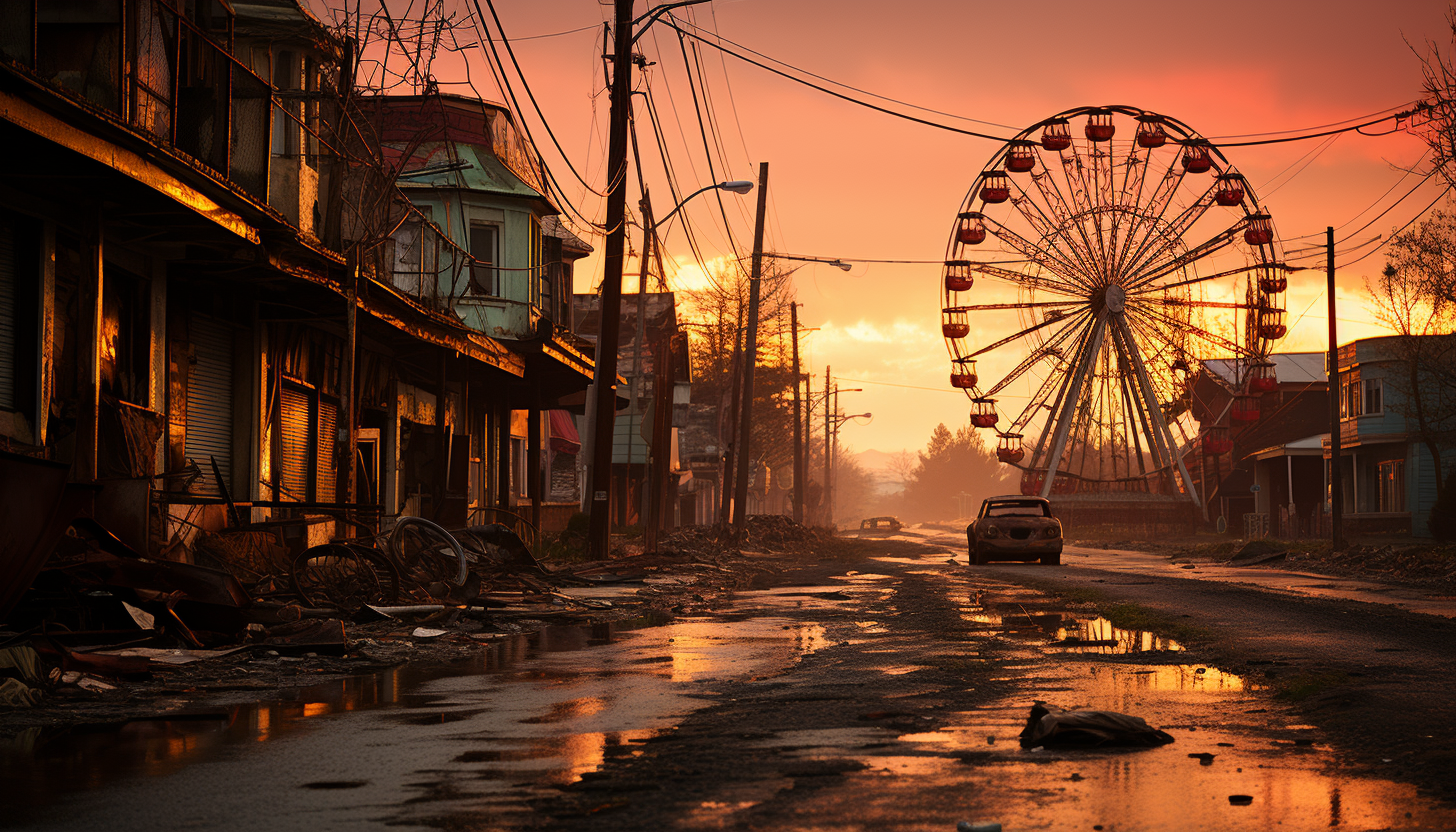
[1114,318,1204,513]
[1030,161,1105,287]
[986,309,1094,398]
[1115,346,1148,477]
[1008,353,1068,437]
[1039,311,1109,497]
[1025,313,1099,469]
[1151,298,1259,311]
[1066,139,1115,282]
[1011,173,1101,291]
[1089,142,1116,282]
[1120,189,1220,289]
[1124,228,1239,296]
[1109,321,1170,484]
[1105,143,1147,281]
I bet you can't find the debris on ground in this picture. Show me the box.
[1019,702,1176,748]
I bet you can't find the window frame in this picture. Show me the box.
[468,222,500,296]
[1362,377,1383,417]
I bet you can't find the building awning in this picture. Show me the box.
[549,409,581,454]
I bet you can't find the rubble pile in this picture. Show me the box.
[1290,542,1456,590]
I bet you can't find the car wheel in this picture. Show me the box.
[1040,550,1061,566]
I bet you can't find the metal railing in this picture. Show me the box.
[2,0,271,203]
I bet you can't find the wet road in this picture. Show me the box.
[5,536,1456,831]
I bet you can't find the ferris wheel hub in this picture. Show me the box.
[1103,284,1126,315]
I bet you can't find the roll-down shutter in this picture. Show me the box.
[0,219,17,412]
[316,398,337,502]
[184,315,234,495]
[280,383,311,500]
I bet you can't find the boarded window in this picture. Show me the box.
[1378,459,1404,513]
[0,216,16,412]
[316,397,337,502]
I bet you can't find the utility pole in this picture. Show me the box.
[1327,226,1345,550]
[732,162,770,535]
[823,366,831,530]
[718,324,742,526]
[790,302,804,524]
[585,0,633,558]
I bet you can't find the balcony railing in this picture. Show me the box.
[1,0,270,203]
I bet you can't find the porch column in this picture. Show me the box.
[496,399,511,510]
[528,401,541,531]
[76,210,103,482]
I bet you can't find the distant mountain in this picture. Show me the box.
[852,448,908,473]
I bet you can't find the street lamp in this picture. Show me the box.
[587,177,753,558]
[764,252,853,272]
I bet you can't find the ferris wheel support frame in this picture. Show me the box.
[1038,312,1109,499]
[1116,317,1207,518]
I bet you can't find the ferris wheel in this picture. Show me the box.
[941,105,1290,506]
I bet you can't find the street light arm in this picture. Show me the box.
[764,252,853,271]
[654,180,753,230]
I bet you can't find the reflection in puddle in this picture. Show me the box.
[0,613,826,826]
[961,605,1181,654]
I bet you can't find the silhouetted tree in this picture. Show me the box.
[903,423,1013,522]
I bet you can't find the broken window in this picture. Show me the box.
[469,223,498,296]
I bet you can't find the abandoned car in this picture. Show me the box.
[967,495,1062,565]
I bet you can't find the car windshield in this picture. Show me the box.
[985,502,1050,517]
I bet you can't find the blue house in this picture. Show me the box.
[1328,336,1454,537]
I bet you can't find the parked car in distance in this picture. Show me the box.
[860,516,903,533]
[967,496,1062,565]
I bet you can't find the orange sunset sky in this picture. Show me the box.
[314,0,1451,457]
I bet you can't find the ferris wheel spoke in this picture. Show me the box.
[948,300,1084,312]
[1008,181,1102,287]
[1131,262,1271,295]
[978,225,1097,293]
[1030,166,1101,269]
[1119,187,1219,282]
[1111,319,1203,510]
[1112,151,1187,276]
[1124,226,1241,292]
[966,261,1087,297]
[1010,362,1072,435]
[984,311,1096,397]
[1126,304,1261,359]
[969,306,1094,359]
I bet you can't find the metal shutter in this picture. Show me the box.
[184,315,234,496]
[280,384,311,500]
[0,219,15,412]
[316,398,336,502]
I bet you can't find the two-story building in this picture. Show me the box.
[1325,336,1453,537]
[0,0,594,615]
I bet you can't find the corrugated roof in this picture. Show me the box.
[397,142,546,201]
[1203,352,1326,387]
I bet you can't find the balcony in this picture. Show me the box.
[1,0,271,204]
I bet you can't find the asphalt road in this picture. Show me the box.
[9,532,1456,831]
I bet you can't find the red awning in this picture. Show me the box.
[549,409,581,454]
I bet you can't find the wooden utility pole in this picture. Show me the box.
[585,0,634,558]
[790,302,804,523]
[718,324,742,526]
[732,162,770,535]
[1328,226,1345,550]
[823,366,831,529]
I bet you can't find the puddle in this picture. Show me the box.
[0,614,827,829]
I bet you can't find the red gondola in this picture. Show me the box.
[945,260,974,292]
[980,171,1011,204]
[1020,469,1045,496]
[1249,361,1278,394]
[942,308,969,339]
[1006,141,1037,173]
[1244,213,1274,246]
[951,358,978,389]
[1257,266,1287,294]
[996,433,1025,464]
[1201,426,1233,455]
[1231,395,1260,423]
[1181,142,1212,174]
[1135,116,1167,148]
[1041,118,1072,151]
[1257,307,1286,340]
[970,397,999,428]
[1214,173,1245,206]
[1085,109,1115,142]
[956,212,986,245]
